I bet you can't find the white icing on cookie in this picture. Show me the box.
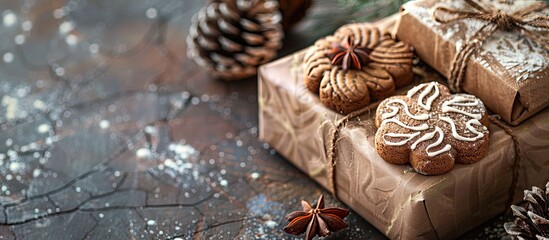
[410,127,451,157]
[381,118,429,131]
[379,82,488,161]
[406,84,424,98]
[425,127,451,157]
[441,95,482,119]
[406,82,439,110]
[410,128,434,149]
[383,132,421,146]
[382,99,429,120]
[440,116,484,141]
[427,143,452,157]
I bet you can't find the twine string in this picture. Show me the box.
[431,0,549,92]
[488,115,522,209]
[326,102,380,199]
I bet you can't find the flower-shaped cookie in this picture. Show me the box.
[304,23,415,114]
[374,82,490,175]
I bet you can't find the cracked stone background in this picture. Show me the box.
[0,0,512,239]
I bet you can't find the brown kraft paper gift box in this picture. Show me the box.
[396,0,549,126]
[258,20,549,239]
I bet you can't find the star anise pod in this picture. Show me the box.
[327,36,372,70]
[283,195,350,240]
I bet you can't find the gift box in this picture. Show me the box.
[258,20,549,239]
[396,0,549,126]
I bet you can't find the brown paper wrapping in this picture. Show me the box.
[396,0,549,126]
[258,49,549,239]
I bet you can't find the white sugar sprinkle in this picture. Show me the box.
[2,96,19,119]
[144,126,157,134]
[220,179,228,187]
[32,169,41,177]
[14,34,25,45]
[169,143,197,160]
[99,120,110,129]
[21,20,32,31]
[65,34,78,45]
[33,100,46,110]
[146,8,158,19]
[251,172,260,179]
[9,162,24,172]
[37,124,51,133]
[3,10,17,27]
[59,21,75,34]
[136,148,152,158]
[3,52,14,63]
[265,220,278,228]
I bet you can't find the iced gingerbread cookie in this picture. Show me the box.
[303,23,415,114]
[374,82,490,175]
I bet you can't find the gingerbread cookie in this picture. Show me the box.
[303,23,415,114]
[374,82,490,175]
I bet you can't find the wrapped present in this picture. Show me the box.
[396,0,549,125]
[258,20,549,238]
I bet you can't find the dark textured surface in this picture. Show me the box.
[0,0,510,239]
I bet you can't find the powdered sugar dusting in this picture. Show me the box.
[404,0,548,83]
[405,1,485,45]
[160,143,198,177]
[441,23,460,40]
[479,31,546,82]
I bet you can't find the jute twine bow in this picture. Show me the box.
[325,102,380,199]
[432,0,549,92]
[432,0,547,209]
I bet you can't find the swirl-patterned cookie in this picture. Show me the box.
[304,23,415,114]
[374,82,490,175]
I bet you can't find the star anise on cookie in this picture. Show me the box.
[304,23,415,114]
[327,36,372,70]
[283,195,350,240]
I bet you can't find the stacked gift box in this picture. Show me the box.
[258,0,549,239]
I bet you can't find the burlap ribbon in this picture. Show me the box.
[431,0,549,92]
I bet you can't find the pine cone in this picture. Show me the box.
[504,181,549,240]
[209,0,312,30]
[187,0,284,80]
